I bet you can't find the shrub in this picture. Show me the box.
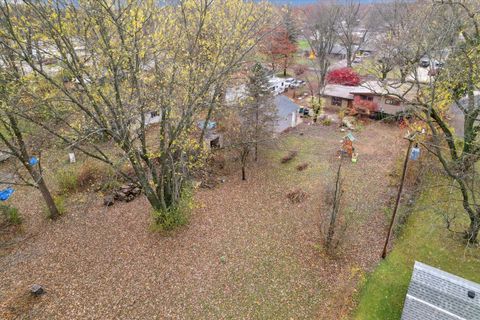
[281,150,298,163]
[322,118,332,126]
[56,160,114,194]
[77,160,113,190]
[54,195,67,216]
[56,168,78,194]
[152,185,193,232]
[0,204,21,225]
[353,96,379,113]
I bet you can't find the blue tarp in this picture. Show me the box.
[410,147,420,160]
[197,121,217,130]
[345,132,356,141]
[29,156,38,166]
[0,187,14,201]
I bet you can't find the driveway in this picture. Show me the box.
[449,92,480,138]
[274,95,300,132]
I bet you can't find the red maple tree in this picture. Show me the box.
[352,96,378,114]
[326,67,361,86]
[261,28,297,77]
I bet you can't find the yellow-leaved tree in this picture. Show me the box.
[0,0,272,228]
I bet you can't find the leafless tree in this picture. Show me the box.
[304,3,340,119]
[371,1,480,242]
[335,0,369,68]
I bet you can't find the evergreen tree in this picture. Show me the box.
[244,63,277,162]
[282,6,299,44]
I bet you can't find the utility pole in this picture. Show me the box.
[381,133,416,259]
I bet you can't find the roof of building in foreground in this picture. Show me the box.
[402,261,480,320]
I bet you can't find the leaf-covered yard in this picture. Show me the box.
[0,121,404,319]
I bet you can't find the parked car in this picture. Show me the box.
[420,57,444,69]
[298,107,311,117]
[419,58,430,68]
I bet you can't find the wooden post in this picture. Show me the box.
[381,135,415,259]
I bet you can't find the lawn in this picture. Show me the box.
[298,39,310,51]
[353,171,480,319]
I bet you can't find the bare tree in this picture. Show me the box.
[304,3,340,120]
[335,0,369,68]
[371,1,480,243]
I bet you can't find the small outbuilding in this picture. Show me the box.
[402,261,480,320]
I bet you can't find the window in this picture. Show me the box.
[385,98,401,106]
[150,111,159,117]
[359,95,373,101]
[331,97,342,106]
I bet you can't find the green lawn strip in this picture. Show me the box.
[353,173,480,320]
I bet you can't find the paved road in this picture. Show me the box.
[274,95,300,132]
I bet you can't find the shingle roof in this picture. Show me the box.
[402,261,480,320]
[322,84,357,100]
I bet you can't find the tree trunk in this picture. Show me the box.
[326,156,343,250]
[38,177,60,219]
[283,67,287,77]
[466,215,480,243]
[242,165,246,181]
[346,50,352,68]
[29,168,60,219]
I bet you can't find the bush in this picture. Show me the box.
[281,150,298,163]
[322,118,332,126]
[56,160,115,194]
[56,168,78,194]
[54,195,67,216]
[152,186,193,232]
[0,204,21,225]
[77,160,113,190]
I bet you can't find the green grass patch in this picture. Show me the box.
[298,39,310,51]
[0,204,21,225]
[353,172,480,319]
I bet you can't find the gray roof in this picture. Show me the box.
[322,84,356,100]
[402,261,480,320]
[274,95,299,132]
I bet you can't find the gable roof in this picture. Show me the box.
[402,261,480,320]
